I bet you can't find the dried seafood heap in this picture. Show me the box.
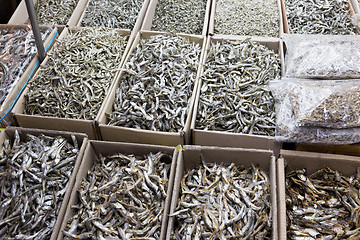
[35,0,79,25]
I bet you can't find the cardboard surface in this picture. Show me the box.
[167,146,277,239]
[277,150,360,239]
[296,143,360,156]
[98,30,207,146]
[0,126,88,239]
[57,140,178,240]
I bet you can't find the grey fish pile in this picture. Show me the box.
[0,130,80,239]
[214,0,279,37]
[0,27,52,108]
[81,0,145,29]
[196,39,281,136]
[35,0,79,25]
[172,162,272,239]
[108,34,201,132]
[152,0,206,35]
[64,152,171,239]
[25,27,129,120]
[285,0,357,34]
[287,167,360,238]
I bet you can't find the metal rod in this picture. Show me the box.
[25,0,45,62]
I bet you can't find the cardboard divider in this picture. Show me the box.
[57,140,178,240]
[97,30,207,146]
[11,27,132,140]
[141,0,211,36]
[191,36,283,156]
[0,126,88,239]
[296,143,360,156]
[277,149,360,239]
[167,146,277,239]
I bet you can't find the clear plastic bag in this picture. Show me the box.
[283,34,360,79]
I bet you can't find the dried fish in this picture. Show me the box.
[24,27,129,120]
[0,27,52,110]
[108,34,201,132]
[196,39,281,136]
[33,0,79,25]
[285,0,357,34]
[172,162,271,239]
[64,152,171,239]
[286,167,360,239]
[214,0,279,37]
[0,130,80,239]
[81,0,145,29]
[152,0,206,35]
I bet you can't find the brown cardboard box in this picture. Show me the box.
[167,145,277,239]
[296,143,360,157]
[277,149,360,239]
[8,0,87,26]
[0,24,58,127]
[191,36,284,156]
[11,27,132,140]
[141,0,211,36]
[208,0,284,37]
[97,30,207,146]
[57,140,178,240]
[0,126,88,239]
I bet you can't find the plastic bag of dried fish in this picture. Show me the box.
[63,152,171,239]
[33,0,79,25]
[286,167,360,239]
[284,34,360,79]
[196,39,281,136]
[81,0,145,29]
[285,0,357,34]
[0,130,80,239]
[0,27,52,112]
[107,34,201,132]
[214,0,279,37]
[171,161,272,239]
[25,27,129,120]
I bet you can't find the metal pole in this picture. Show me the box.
[24,0,45,62]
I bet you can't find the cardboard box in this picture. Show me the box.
[8,0,87,26]
[296,143,360,157]
[11,27,132,140]
[0,24,58,127]
[208,0,284,37]
[277,150,360,239]
[57,140,178,240]
[167,145,277,239]
[0,126,88,239]
[191,36,284,156]
[97,30,207,146]
[141,0,211,36]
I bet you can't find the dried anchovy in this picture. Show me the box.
[152,0,206,35]
[196,39,281,136]
[63,152,171,239]
[0,27,52,109]
[286,167,360,238]
[108,34,201,132]
[81,0,145,29]
[34,0,79,25]
[285,0,357,34]
[172,162,271,239]
[214,0,279,37]
[0,130,79,239]
[25,27,129,120]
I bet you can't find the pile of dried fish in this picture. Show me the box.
[286,167,360,238]
[0,130,80,239]
[81,0,144,29]
[25,27,128,120]
[34,0,79,25]
[0,27,52,109]
[64,152,171,239]
[215,0,279,37]
[172,162,272,239]
[196,39,281,136]
[152,0,206,35]
[285,0,357,34]
[108,34,201,132]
